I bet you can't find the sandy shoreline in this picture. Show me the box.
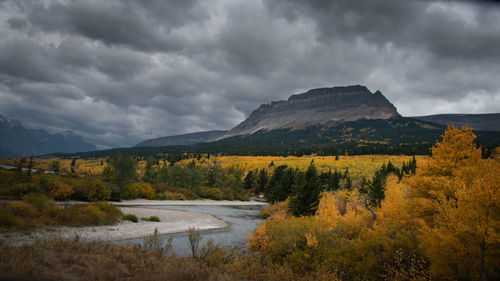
[111,199,268,206]
[0,206,228,246]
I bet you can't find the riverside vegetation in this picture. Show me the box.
[0,126,497,280]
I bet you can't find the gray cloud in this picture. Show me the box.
[0,0,499,148]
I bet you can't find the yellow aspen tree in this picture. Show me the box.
[420,159,500,280]
[420,125,481,177]
[408,126,482,226]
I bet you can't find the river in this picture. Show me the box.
[116,204,265,256]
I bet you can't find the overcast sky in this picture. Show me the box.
[0,0,499,148]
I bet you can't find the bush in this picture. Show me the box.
[152,183,167,193]
[123,214,138,223]
[22,193,58,214]
[0,205,16,228]
[84,179,111,201]
[141,216,161,222]
[0,195,122,231]
[123,182,155,200]
[142,228,163,251]
[166,186,194,199]
[56,202,122,227]
[9,202,39,218]
[163,191,186,200]
[203,188,224,200]
[46,179,73,200]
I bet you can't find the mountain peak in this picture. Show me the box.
[287,85,371,102]
[226,85,400,137]
[0,114,97,157]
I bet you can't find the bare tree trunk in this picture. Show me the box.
[363,199,377,222]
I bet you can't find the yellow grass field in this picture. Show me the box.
[177,155,427,180]
[1,155,426,180]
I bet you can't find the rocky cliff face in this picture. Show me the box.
[225,85,400,137]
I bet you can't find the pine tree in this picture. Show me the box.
[142,158,155,183]
[328,169,341,191]
[265,165,293,203]
[103,154,137,194]
[256,169,268,194]
[289,162,322,216]
[244,170,257,190]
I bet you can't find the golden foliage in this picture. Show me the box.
[316,190,372,238]
[123,182,155,200]
[176,155,426,180]
[249,126,499,280]
[419,159,500,280]
[420,125,481,177]
[46,179,74,200]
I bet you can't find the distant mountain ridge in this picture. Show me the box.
[135,130,228,147]
[0,115,97,157]
[136,85,402,147]
[224,85,400,138]
[133,85,500,153]
[411,113,500,132]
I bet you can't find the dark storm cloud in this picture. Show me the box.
[17,0,207,52]
[0,0,499,148]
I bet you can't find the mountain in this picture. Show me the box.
[411,113,500,132]
[0,115,97,157]
[224,85,400,138]
[135,85,400,147]
[62,85,500,158]
[136,130,228,147]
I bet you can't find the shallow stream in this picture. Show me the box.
[116,204,265,256]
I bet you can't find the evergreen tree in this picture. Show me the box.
[256,168,268,194]
[50,160,60,175]
[244,170,257,190]
[319,170,332,190]
[103,154,137,193]
[142,158,155,183]
[289,162,322,216]
[328,169,342,191]
[71,158,77,174]
[265,165,293,203]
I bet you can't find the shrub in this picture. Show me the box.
[9,202,39,218]
[152,183,167,193]
[123,182,155,200]
[203,188,224,200]
[46,179,73,200]
[0,205,16,228]
[22,193,58,214]
[56,203,122,227]
[199,238,227,266]
[166,186,194,199]
[141,216,161,222]
[188,227,202,258]
[84,179,111,201]
[123,214,138,223]
[222,190,235,201]
[163,191,186,200]
[142,227,163,251]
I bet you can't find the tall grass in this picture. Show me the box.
[0,238,340,281]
